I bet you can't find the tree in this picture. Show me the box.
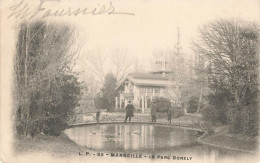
[14,21,82,136]
[172,27,184,106]
[101,73,117,111]
[193,19,259,136]
[81,49,108,85]
[193,54,208,112]
[111,49,133,82]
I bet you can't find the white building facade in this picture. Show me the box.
[115,73,176,113]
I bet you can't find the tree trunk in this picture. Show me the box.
[197,85,203,113]
[24,22,30,137]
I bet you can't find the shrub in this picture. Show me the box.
[201,104,219,122]
[94,94,109,110]
[228,105,258,137]
[152,97,171,112]
[172,108,185,118]
[187,96,199,113]
[43,118,67,136]
[207,92,229,124]
[241,105,258,137]
[228,110,242,134]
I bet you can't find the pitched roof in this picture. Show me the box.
[116,72,174,90]
[128,72,169,80]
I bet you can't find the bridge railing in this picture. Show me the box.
[68,111,202,130]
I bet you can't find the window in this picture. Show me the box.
[163,88,168,95]
[129,85,133,93]
[147,87,153,93]
[155,88,160,94]
[140,87,146,93]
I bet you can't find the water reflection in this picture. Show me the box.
[65,124,251,159]
[65,124,197,152]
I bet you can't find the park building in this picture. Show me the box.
[115,55,179,113]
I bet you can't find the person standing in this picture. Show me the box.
[96,108,101,123]
[151,101,157,122]
[167,109,172,124]
[168,100,175,124]
[124,100,135,122]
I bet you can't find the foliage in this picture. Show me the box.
[94,93,108,110]
[14,21,82,137]
[206,92,229,124]
[201,104,221,123]
[152,97,171,112]
[193,19,259,137]
[100,73,117,111]
[240,105,258,137]
[172,108,185,118]
[187,96,199,113]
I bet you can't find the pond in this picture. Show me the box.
[64,123,250,159]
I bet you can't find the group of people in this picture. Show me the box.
[124,100,173,124]
[95,100,173,124]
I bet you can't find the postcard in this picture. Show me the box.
[0,0,259,162]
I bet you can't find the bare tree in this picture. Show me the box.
[193,19,258,107]
[111,49,133,82]
[80,49,108,85]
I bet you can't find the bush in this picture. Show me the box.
[228,110,242,135]
[43,118,67,136]
[172,108,185,118]
[187,96,199,113]
[228,105,258,137]
[94,94,109,110]
[241,105,258,137]
[201,104,218,122]
[207,92,229,124]
[153,97,171,112]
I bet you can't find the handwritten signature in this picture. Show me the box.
[8,0,135,19]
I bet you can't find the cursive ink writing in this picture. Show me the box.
[8,0,135,19]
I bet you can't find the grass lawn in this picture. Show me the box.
[202,135,258,152]
[200,126,258,152]
[14,133,88,157]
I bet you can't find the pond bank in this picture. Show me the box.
[198,125,258,153]
[14,133,91,157]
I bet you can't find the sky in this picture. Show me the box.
[4,0,259,81]
[68,0,260,75]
